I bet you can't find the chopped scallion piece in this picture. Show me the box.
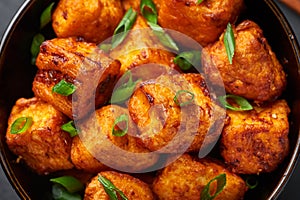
[52,80,76,96]
[112,114,129,137]
[50,176,84,194]
[197,0,204,4]
[218,94,253,111]
[61,121,78,137]
[10,117,33,134]
[200,173,226,200]
[112,8,137,48]
[174,90,195,107]
[40,2,55,29]
[52,184,82,200]
[30,33,45,65]
[98,175,128,200]
[246,176,258,189]
[140,0,158,24]
[99,43,112,53]
[224,23,235,64]
[173,51,201,70]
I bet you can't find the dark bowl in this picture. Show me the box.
[0,0,300,199]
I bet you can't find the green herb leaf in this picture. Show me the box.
[246,176,258,189]
[200,173,226,200]
[10,117,33,134]
[173,51,201,70]
[30,33,45,65]
[112,8,137,48]
[98,175,128,200]
[40,2,55,29]
[52,184,82,200]
[112,114,129,137]
[52,80,76,96]
[224,23,235,64]
[174,90,195,107]
[148,22,179,51]
[140,0,158,24]
[50,176,84,194]
[218,94,253,111]
[61,121,78,137]
[196,0,204,4]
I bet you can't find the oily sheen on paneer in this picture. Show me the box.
[6,97,73,175]
[33,37,120,119]
[84,171,155,200]
[202,20,286,102]
[220,100,290,174]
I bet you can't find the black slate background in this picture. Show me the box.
[0,0,299,199]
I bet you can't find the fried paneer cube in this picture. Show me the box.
[52,0,124,43]
[152,154,247,200]
[77,105,159,172]
[220,100,290,174]
[202,20,287,102]
[33,37,120,119]
[128,73,226,153]
[6,97,73,175]
[157,0,244,46]
[84,171,155,200]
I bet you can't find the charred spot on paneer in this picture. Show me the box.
[6,97,73,175]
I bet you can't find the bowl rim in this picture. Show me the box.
[0,0,300,199]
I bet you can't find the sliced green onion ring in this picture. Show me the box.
[140,0,158,24]
[30,33,45,65]
[246,176,258,189]
[61,121,78,137]
[112,8,137,48]
[10,117,33,134]
[40,2,55,29]
[218,94,253,111]
[98,175,128,200]
[112,114,129,137]
[52,184,82,200]
[173,50,201,71]
[52,79,76,96]
[50,176,84,194]
[200,173,227,200]
[197,0,204,4]
[174,90,195,107]
[224,23,235,64]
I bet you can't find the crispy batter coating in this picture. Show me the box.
[128,73,226,153]
[122,0,161,11]
[152,154,247,200]
[52,0,124,43]
[33,37,120,119]
[84,171,155,200]
[78,105,159,172]
[202,20,287,102]
[70,136,109,173]
[6,97,73,175]
[157,0,244,46]
[220,100,290,174]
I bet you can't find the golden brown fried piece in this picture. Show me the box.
[202,20,287,102]
[33,37,120,119]
[84,171,155,200]
[6,97,73,175]
[52,0,124,43]
[220,100,290,174]
[157,0,244,46]
[122,0,161,11]
[152,154,247,200]
[70,136,109,173]
[78,105,159,172]
[128,73,226,153]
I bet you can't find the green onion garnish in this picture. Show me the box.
[174,90,195,107]
[50,176,84,194]
[99,43,112,53]
[30,33,45,65]
[246,176,258,189]
[112,8,137,48]
[140,0,158,24]
[52,184,82,200]
[40,2,55,29]
[218,94,253,111]
[110,71,141,104]
[200,173,226,200]
[112,114,129,137]
[98,175,128,200]
[10,117,33,134]
[173,51,201,70]
[52,80,76,96]
[224,23,235,64]
[61,121,78,137]
[197,0,204,4]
